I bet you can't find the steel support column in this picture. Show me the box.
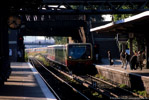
[145,36,149,69]
[122,43,126,52]
[129,38,133,57]
[85,15,93,43]
[0,7,11,85]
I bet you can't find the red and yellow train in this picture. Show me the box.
[26,43,93,73]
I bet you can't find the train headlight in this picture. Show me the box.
[69,56,72,59]
[88,56,91,58]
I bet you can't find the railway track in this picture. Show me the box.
[29,58,61,100]
[47,63,144,100]
[29,58,97,100]
[29,57,145,100]
[87,75,145,99]
[78,75,144,100]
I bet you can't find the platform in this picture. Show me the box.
[0,62,56,100]
[95,59,149,96]
[97,59,149,74]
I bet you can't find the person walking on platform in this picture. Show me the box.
[120,51,126,68]
[107,51,113,65]
[130,52,137,70]
[124,52,130,70]
[137,51,143,70]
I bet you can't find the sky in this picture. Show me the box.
[102,14,112,21]
[24,36,55,43]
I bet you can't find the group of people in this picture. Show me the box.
[120,50,145,70]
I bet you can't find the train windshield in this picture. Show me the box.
[68,45,91,60]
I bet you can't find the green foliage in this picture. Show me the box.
[119,84,127,89]
[113,14,131,21]
[132,38,138,52]
[92,92,102,98]
[138,91,147,97]
[53,37,68,44]
[133,90,147,97]
[113,6,134,21]
[113,5,149,21]
[95,74,106,81]
[127,37,145,52]
[35,54,50,66]
[95,74,100,78]
[71,5,104,23]
[24,52,28,62]
[127,38,138,52]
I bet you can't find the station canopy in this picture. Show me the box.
[90,11,149,35]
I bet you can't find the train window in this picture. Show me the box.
[63,48,67,59]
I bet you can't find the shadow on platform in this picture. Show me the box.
[0,62,50,100]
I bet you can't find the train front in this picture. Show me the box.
[67,43,93,74]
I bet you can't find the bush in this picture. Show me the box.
[119,84,127,89]
[133,90,147,97]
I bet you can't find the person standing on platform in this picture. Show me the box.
[107,51,113,65]
[120,51,126,68]
[137,51,143,70]
[130,51,138,70]
[124,52,130,70]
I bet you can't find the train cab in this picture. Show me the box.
[67,43,93,67]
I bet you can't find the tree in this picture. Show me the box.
[53,37,68,44]
[112,5,135,21]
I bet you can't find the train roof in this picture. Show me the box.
[67,43,92,45]
[47,44,66,48]
[25,47,47,50]
[47,43,91,47]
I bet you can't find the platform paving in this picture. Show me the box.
[0,62,56,100]
[97,59,149,76]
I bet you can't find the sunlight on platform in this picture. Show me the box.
[0,96,49,100]
[0,62,56,100]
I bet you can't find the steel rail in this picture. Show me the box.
[29,58,61,100]
[32,58,90,100]
[87,75,145,99]
[48,63,120,98]
[73,75,120,98]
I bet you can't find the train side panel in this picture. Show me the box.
[55,45,67,66]
[47,46,55,61]
[47,45,67,66]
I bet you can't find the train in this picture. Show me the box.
[26,43,93,74]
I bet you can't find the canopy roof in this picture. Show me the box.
[90,11,149,34]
